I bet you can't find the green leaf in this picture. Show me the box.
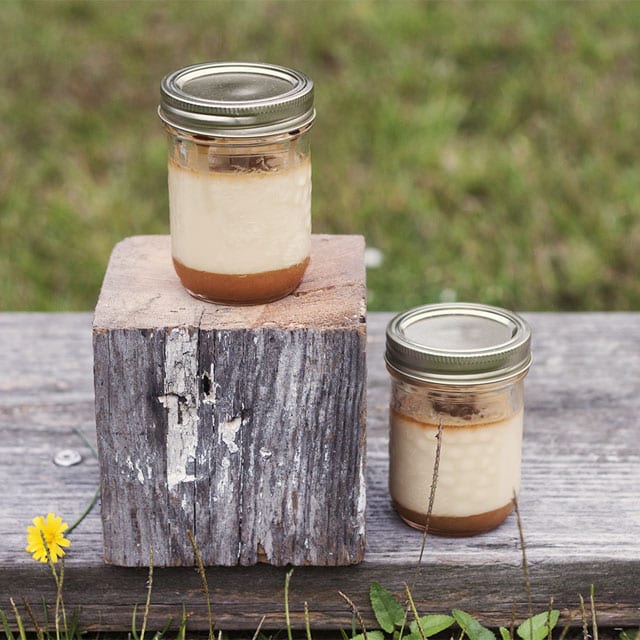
[452,610,496,640]
[499,627,512,640]
[410,614,455,637]
[350,632,385,640]
[516,611,560,640]
[370,582,405,633]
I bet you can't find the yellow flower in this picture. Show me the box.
[25,513,71,563]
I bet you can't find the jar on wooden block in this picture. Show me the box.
[385,303,532,536]
[158,62,315,305]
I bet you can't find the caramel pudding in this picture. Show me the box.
[389,407,523,536]
[172,256,310,305]
[168,155,311,304]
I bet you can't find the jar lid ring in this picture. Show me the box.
[158,61,315,138]
[385,303,532,386]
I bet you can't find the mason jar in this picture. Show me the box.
[385,303,532,536]
[158,62,315,305]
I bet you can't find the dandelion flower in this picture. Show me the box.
[25,513,71,563]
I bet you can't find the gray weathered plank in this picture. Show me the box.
[0,311,639,632]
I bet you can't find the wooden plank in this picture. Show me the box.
[0,312,639,632]
[92,235,366,566]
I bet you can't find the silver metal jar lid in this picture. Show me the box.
[158,61,315,138]
[385,303,532,385]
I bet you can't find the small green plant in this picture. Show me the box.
[336,578,559,640]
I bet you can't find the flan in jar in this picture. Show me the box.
[168,150,311,304]
[385,303,532,536]
[159,61,315,304]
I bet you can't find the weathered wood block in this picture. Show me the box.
[93,235,366,567]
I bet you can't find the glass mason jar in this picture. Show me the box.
[158,62,315,305]
[385,303,532,536]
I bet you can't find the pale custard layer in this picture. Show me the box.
[389,409,523,518]
[168,158,311,275]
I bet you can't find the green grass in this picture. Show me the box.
[1,0,640,311]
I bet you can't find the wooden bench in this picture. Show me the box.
[1,311,639,633]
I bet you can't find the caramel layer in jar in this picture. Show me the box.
[392,499,515,536]
[173,256,309,305]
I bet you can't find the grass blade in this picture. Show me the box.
[131,604,140,640]
[175,605,188,640]
[304,601,313,640]
[590,585,598,640]
[20,598,43,640]
[0,609,16,640]
[284,569,294,640]
[187,530,215,640]
[138,548,154,640]
[11,599,33,640]
[338,591,368,640]
[410,420,443,591]
[579,593,588,640]
[251,615,266,640]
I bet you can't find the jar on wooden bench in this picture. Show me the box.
[385,303,532,536]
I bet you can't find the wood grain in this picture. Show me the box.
[1,312,639,632]
[93,235,367,567]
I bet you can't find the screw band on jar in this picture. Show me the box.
[386,303,532,536]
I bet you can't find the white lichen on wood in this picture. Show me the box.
[219,416,242,454]
[160,327,199,490]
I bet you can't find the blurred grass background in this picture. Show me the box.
[1,0,639,312]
